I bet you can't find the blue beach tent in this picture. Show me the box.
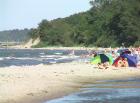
[121,54,138,67]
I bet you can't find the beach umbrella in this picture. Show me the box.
[91,54,113,65]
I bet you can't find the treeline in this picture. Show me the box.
[0,29,30,42]
[29,0,140,47]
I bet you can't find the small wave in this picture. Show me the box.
[9,65,19,68]
[3,57,44,62]
[4,57,15,59]
[49,61,57,64]
[40,55,48,58]
[0,58,4,60]
[40,55,59,58]
[54,52,63,55]
[53,55,78,61]
[40,52,45,55]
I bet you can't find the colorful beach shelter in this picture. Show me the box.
[117,48,131,55]
[113,54,137,67]
[91,54,113,65]
[113,56,128,67]
[121,54,137,67]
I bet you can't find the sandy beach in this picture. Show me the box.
[0,62,140,103]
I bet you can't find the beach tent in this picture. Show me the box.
[117,48,131,55]
[113,54,137,67]
[113,56,128,67]
[91,54,113,65]
[106,53,114,64]
[121,54,137,67]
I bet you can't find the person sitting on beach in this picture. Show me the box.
[98,62,109,69]
[111,51,117,60]
[90,51,97,57]
[117,58,129,68]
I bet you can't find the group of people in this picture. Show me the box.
[88,47,140,69]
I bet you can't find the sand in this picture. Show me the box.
[0,63,140,103]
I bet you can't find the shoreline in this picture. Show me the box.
[4,46,105,50]
[5,47,96,50]
[0,63,140,103]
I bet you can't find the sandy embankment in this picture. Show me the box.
[0,63,140,103]
[11,37,40,49]
[11,37,96,50]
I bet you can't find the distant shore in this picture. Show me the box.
[5,46,107,51]
[9,45,92,49]
[0,62,140,103]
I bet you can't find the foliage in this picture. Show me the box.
[0,29,30,42]
[29,0,140,47]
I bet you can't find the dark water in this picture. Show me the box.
[0,48,89,67]
[46,78,140,103]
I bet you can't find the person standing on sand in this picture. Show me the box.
[111,51,118,60]
[69,49,75,57]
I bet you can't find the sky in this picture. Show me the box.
[0,0,91,31]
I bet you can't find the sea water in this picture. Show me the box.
[0,48,89,67]
[46,78,140,103]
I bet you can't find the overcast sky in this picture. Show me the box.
[0,0,91,31]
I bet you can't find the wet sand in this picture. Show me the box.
[0,63,140,103]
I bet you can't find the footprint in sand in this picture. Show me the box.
[42,90,48,93]
[70,70,74,73]
[27,93,34,96]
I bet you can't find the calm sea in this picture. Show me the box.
[46,78,140,103]
[0,48,89,67]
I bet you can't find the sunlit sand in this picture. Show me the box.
[0,62,140,103]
